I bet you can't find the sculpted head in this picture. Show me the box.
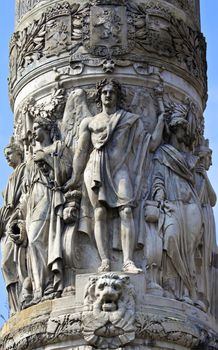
[4,140,23,169]
[84,273,133,313]
[195,139,212,171]
[32,116,60,143]
[169,116,189,143]
[96,79,124,109]
[94,274,124,312]
[82,273,136,348]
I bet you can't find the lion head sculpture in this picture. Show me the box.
[82,273,136,349]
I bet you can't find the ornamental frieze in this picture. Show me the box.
[9,1,207,98]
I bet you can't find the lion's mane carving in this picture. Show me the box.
[82,273,136,349]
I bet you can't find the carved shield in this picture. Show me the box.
[44,4,71,57]
[83,5,135,57]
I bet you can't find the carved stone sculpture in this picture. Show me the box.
[0,140,26,315]
[11,117,72,305]
[151,115,203,305]
[65,78,165,274]
[82,273,135,349]
[195,140,217,315]
[0,0,217,349]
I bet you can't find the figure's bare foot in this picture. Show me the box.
[62,286,76,296]
[122,260,143,274]
[98,259,110,273]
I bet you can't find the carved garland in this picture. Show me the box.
[9,1,207,93]
[135,312,201,348]
[1,311,214,350]
[169,17,207,83]
[16,13,46,70]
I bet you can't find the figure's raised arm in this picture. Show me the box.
[149,84,166,152]
[149,112,165,152]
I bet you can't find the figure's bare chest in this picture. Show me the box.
[89,115,109,135]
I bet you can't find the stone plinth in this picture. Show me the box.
[1,273,217,350]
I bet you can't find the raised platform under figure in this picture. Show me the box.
[65,79,165,273]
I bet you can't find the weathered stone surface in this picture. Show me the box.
[0,282,217,349]
[0,0,217,349]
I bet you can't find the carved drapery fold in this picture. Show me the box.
[1,1,217,349]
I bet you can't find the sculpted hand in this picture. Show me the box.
[154,188,165,202]
[7,209,23,239]
[196,164,205,176]
[64,175,77,192]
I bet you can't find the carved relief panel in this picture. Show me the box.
[84,3,135,57]
[44,3,71,57]
[10,0,207,104]
[1,1,218,348]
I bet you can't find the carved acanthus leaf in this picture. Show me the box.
[16,13,46,69]
[169,17,207,82]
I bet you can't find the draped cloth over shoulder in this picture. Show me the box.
[152,144,203,298]
[0,163,26,307]
[23,141,72,297]
[81,109,151,248]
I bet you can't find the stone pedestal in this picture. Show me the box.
[1,273,217,350]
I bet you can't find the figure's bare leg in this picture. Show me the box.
[119,206,135,262]
[94,205,110,272]
[119,206,142,273]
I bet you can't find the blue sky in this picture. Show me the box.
[0,1,218,325]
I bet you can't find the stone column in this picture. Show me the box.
[0,0,217,349]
